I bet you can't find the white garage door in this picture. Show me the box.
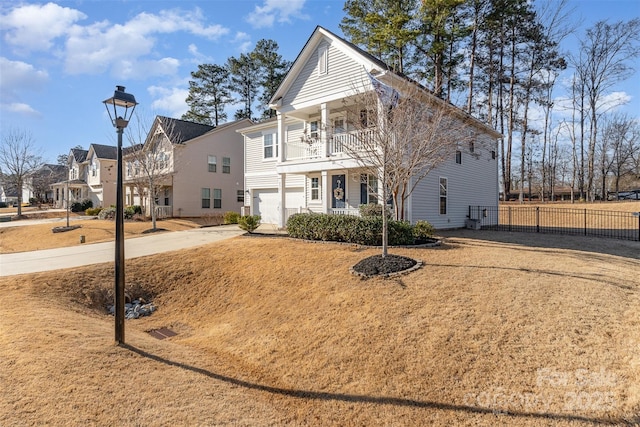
[253,188,305,225]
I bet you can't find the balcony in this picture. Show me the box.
[283,129,376,162]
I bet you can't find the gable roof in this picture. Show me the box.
[270,26,501,139]
[71,148,88,163]
[155,116,215,145]
[90,143,118,160]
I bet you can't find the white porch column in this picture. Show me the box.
[277,112,285,163]
[320,102,329,156]
[321,170,330,214]
[278,172,286,228]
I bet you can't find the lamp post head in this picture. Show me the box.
[103,85,138,130]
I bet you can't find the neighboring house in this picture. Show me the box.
[123,116,251,218]
[238,26,502,229]
[22,164,67,204]
[51,145,118,208]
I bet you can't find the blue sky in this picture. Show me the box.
[1,0,639,163]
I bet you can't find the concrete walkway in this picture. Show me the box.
[1,225,245,277]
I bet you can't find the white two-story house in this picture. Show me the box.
[51,145,118,208]
[124,116,251,218]
[238,26,502,229]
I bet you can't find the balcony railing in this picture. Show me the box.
[284,129,376,162]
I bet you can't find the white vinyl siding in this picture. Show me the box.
[282,41,362,107]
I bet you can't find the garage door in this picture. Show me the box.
[253,188,305,225]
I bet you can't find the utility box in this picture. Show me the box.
[465,219,481,230]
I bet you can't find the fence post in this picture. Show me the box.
[536,207,540,233]
[584,209,587,236]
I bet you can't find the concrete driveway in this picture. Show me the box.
[0,225,245,276]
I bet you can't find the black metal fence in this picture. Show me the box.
[468,206,640,241]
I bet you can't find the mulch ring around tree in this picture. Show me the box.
[351,254,423,278]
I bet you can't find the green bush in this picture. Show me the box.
[85,207,103,216]
[287,213,415,246]
[413,220,435,240]
[0,202,7,208]
[72,199,93,212]
[359,203,383,217]
[29,197,37,205]
[238,215,261,233]
[223,211,240,224]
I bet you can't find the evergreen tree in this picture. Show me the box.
[228,53,260,121]
[251,39,291,119]
[182,64,232,126]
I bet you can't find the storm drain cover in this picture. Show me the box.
[148,327,177,340]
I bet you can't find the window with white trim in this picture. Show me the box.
[222,157,230,174]
[439,177,448,215]
[455,150,462,164]
[237,190,244,203]
[208,155,217,172]
[213,188,222,209]
[201,188,210,208]
[263,133,278,159]
[311,177,320,200]
[318,44,328,76]
[360,174,379,205]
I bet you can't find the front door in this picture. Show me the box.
[331,174,346,208]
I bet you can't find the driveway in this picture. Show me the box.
[0,225,245,276]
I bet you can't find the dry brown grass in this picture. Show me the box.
[502,200,640,212]
[0,218,202,253]
[1,230,638,426]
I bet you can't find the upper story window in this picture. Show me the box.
[208,155,217,172]
[455,150,462,164]
[263,133,278,159]
[469,141,475,153]
[317,44,328,76]
[222,157,231,174]
[310,121,319,140]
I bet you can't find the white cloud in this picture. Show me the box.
[1,102,41,117]
[0,57,48,117]
[0,2,86,53]
[148,85,189,118]
[245,0,309,29]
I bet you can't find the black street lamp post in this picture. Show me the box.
[103,86,137,345]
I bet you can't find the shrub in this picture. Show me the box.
[413,220,435,240]
[238,215,261,233]
[287,213,416,246]
[0,202,7,208]
[85,207,103,216]
[359,203,383,217]
[98,207,116,220]
[72,199,93,212]
[29,197,38,205]
[223,211,240,224]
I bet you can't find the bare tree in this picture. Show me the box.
[125,114,178,230]
[600,113,640,198]
[572,18,640,200]
[340,74,466,256]
[0,128,42,217]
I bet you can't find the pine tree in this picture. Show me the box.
[182,64,232,126]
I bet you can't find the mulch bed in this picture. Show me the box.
[351,254,419,277]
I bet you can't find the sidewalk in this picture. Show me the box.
[0,225,245,276]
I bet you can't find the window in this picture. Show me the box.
[439,178,448,215]
[264,133,278,159]
[208,155,217,172]
[318,44,328,76]
[455,150,462,164]
[311,177,320,200]
[213,189,222,209]
[469,141,475,153]
[127,163,132,177]
[237,190,244,203]
[201,188,210,208]
[360,174,379,205]
[222,157,230,174]
[491,150,496,160]
[164,188,169,206]
[310,121,319,140]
